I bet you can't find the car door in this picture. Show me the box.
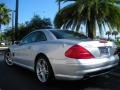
[13,31,47,69]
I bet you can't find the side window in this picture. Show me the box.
[21,31,47,44]
[34,31,47,42]
[21,32,35,44]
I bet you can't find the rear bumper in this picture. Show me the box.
[54,55,119,80]
[83,66,116,79]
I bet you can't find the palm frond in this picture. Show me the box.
[54,0,120,38]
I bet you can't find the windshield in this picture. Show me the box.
[50,30,89,40]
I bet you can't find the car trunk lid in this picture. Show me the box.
[58,39,116,58]
[77,40,116,58]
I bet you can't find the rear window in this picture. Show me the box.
[50,30,88,40]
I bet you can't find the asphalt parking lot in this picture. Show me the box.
[0,54,120,90]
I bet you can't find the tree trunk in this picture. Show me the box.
[108,34,110,40]
[115,35,116,41]
[87,20,96,39]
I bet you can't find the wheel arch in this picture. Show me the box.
[4,48,11,55]
[34,53,55,75]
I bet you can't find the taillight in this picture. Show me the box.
[65,45,94,59]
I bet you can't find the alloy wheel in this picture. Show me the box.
[5,52,13,66]
[36,58,49,83]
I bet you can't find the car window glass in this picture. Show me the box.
[35,31,47,42]
[50,30,88,40]
[21,33,35,44]
[21,31,47,44]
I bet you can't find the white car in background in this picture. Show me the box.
[4,29,119,84]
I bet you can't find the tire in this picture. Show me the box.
[35,56,54,84]
[4,51,13,66]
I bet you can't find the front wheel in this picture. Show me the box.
[35,56,54,84]
[4,51,13,66]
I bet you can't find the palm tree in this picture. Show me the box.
[0,3,10,41]
[54,0,120,39]
[112,31,118,40]
[0,3,10,28]
[106,31,111,40]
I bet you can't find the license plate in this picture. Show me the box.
[99,47,110,55]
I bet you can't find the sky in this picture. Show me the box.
[0,0,59,29]
[0,0,119,39]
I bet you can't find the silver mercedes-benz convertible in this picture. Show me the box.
[4,29,119,84]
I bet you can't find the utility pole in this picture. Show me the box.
[15,0,19,41]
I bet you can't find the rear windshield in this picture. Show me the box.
[50,30,88,40]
